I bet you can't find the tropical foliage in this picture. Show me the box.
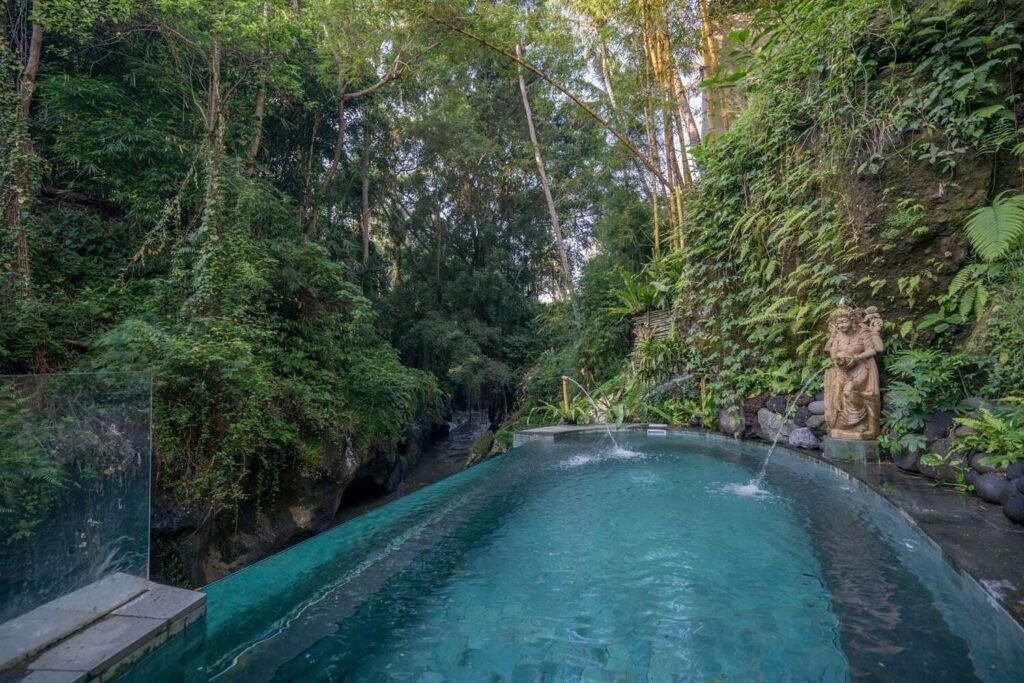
[3,0,1024,570]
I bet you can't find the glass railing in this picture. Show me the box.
[0,372,152,623]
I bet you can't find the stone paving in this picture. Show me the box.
[0,578,205,683]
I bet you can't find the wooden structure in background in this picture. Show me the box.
[632,309,679,345]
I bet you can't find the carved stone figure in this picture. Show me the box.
[824,304,883,440]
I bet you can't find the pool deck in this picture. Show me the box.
[0,575,205,682]
[514,424,1024,634]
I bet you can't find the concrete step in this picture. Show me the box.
[1,578,204,683]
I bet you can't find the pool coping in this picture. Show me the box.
[0,578,206,683]
[514,423,1024,636]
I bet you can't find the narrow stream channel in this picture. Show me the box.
[332,411,493,527]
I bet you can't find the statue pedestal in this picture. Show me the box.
[823,438,879,477]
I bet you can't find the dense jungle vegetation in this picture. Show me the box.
[3,0,1023,575]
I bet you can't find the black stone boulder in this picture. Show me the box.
[745,392,769,413]
[918,461,956,482]
[1003,494,1024,526]
[793,405,811,428]
[969,452,1002,474]
[894,450,920,473]
[924,411,956,441]
[766,394,789,415]
[975,473,1008,504]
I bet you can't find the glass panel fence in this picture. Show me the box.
[0,373,152,623]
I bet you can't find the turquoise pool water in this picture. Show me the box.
[199,433,1024,682]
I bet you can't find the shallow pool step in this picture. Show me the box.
[0,577,205,682]
[0,573,148,673]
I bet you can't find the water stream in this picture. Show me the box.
[727,366,827,497]
[562,375,619,449]
[566,368,830,499]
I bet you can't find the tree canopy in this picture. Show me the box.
[4,0,1024,572]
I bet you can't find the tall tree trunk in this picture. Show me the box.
[6,7,45,285]
[598,41,617,109]
[670,78,694,186]
[19,18,43,119]
[299,111,319,227]
[644,103,660,256]
[675,70,702,148]
[434,209,444,283]
[246,81,266,173]
[246,2,269,174]
[360,126,370,267]
[698,0,729,137]
[662,99,683,192]
[672,108,692,186]
[516,40,573,300]
[203,38,223,239]
[640,37,662,255]
[320,95,346,195]
[308,95,345,236]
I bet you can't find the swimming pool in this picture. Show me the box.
[199,432,1024,681]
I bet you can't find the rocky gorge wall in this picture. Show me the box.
[150,414,450,587]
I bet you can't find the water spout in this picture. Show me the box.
[747,365,828,492]
[562,375,619,449]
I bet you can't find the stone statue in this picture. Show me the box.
[824,304,883,440]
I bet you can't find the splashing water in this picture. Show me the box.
[732,366,828,497]
[560,444,646,470]
[721,482,770,497]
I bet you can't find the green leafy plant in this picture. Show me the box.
[879,431,929,458]
[965,265,1024,396]
[647,398,687,427]
[919,450,973,491]
[882,349,967,452]
[631,335,686,385]
[607,268,658,316]
[529,399,593,426]
[950,403,1024,469]
[964,191,1024,261]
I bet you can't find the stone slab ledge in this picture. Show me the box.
[0,577,205,683]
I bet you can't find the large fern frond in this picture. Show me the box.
[977,115,1015,156]
[965,191,1024,261]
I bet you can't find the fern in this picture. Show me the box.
[965,191,1024,261]
[977,114,1015,155]
[947,262,1001,321]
